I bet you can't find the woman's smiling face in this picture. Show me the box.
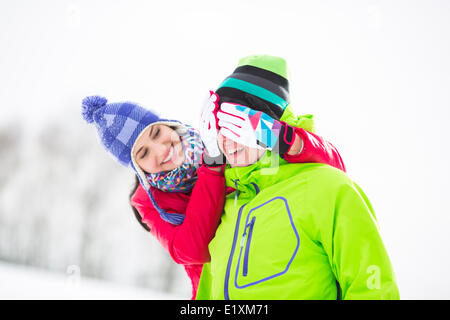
[132,124,185,174]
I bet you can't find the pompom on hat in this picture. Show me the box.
[81,95,187,225]
[216,54,290,119]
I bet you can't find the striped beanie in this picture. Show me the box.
[216,55,290,119]
[81,95,187,225]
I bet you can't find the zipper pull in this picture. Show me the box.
[240,233,246,247]
[234,179,240,207]
[240,219,254,247]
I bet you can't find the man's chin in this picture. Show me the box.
[223,148,265,168]
[229,162,247,168]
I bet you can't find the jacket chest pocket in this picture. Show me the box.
[233,197,300,290]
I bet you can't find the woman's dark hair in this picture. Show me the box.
[129,175,151,232]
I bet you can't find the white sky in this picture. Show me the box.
[1,0,450,299]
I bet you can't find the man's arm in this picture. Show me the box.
[320,181,400,299]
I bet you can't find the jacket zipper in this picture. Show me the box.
[243,216,256,277]
[224,180,260,300]
[224,202,247,300]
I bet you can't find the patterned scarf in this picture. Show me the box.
[146,125,203,193]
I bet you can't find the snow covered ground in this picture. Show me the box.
[0,262,183,300]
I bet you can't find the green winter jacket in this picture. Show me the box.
[196,108,399,300]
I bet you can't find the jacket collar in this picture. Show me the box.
[224,151,289,198]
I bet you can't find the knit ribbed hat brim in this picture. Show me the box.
[216,55,290,119]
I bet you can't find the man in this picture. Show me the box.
[196,55,399,299]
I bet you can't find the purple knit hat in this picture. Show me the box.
[81,95,188,225]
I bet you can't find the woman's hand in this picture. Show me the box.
[199,91,220,156]
[199,91,226,166]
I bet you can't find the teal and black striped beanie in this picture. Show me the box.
[216,55,290,119]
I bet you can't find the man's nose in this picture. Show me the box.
[221,134,237,147]
[220,135,239,154]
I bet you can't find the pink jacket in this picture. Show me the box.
[131,127,346,299]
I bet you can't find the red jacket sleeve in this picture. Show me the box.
[130,165,225,265]
[283,127,346,172]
